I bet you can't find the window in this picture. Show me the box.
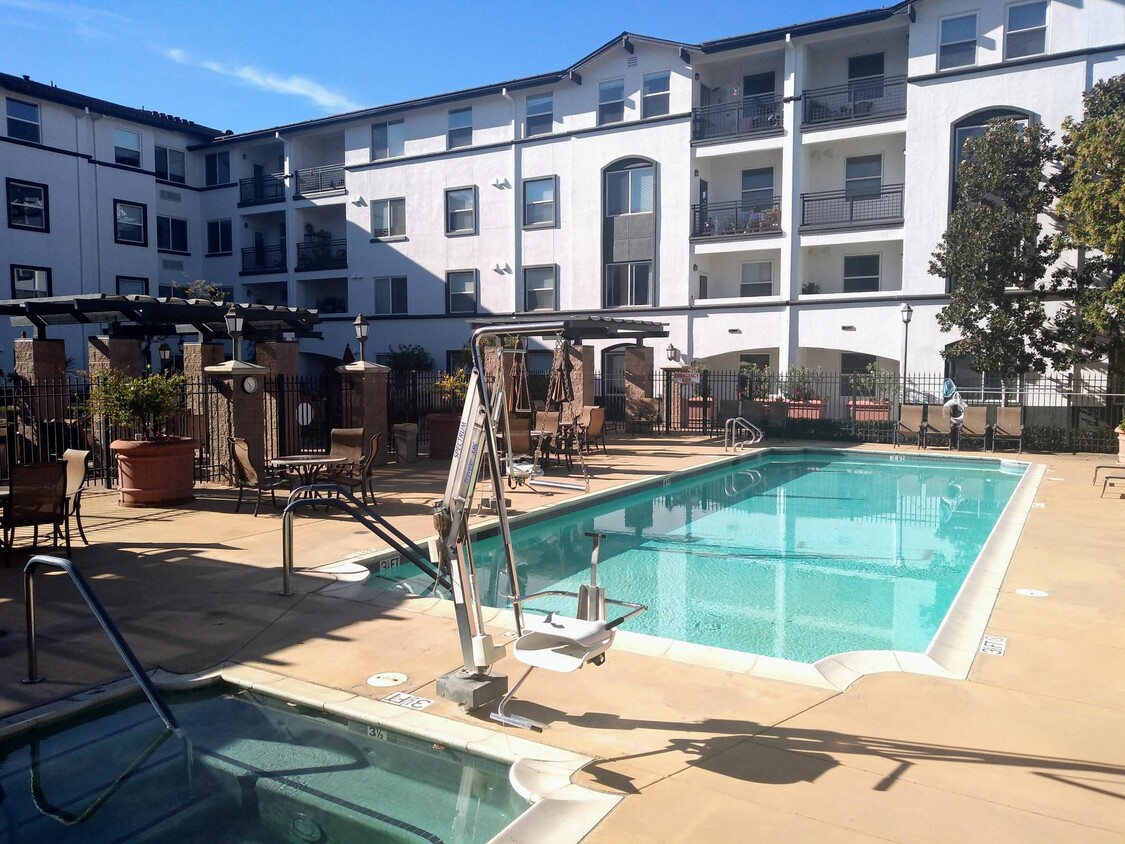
[606,165,654,215]
[843,254,880,292]
[1006,2,1048,59]
[205,151,231,186]
[848,53,885,102]
[7,179,48,231]
[447,270,477,314]
[951,110,1031,208]
[372,119,405,159]
[604,261,652,307]
[524,266,557,311]
[114,200,147,245]
[374,276,408,315]
[523,177,556,227]
[598,78,625,125]
[526,94,552,136]
[114,129,141,168]
[740,261,772,297]
[841,352,877,396]
[448,107,472,149]
[157,216,188,252]
[445,187,476,234]
[741,168,774,209]
[206,219,232,255]
[116,275,147,295]
[642,72,670,119]
[372,198,406,238]
[6,98,40,143]
[845,155,882,198]
[939,14,977,70]
[11,265,51,299]
[155,146,186,183]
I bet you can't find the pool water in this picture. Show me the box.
[0,686,526,843]
[384,451,1024,664]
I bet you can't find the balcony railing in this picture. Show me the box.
[800,184,903,231]
[240,244,286,274]
[802,76,907,127]
[295,238,347,272]
[294,164,345,196]
[239,174,286,205]
[691,197,782,238]
[692,97,783,142]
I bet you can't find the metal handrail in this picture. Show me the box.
[724,417,763,451]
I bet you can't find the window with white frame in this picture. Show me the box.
[7,179,48,231]
[445,187,476,234]
[604,261,652,307]
[447,270,477,314]
[205,151,230,186]
[1006,1,1048,59]
[372,119,405,159]
[843,254,880,292]
[845,154,882,198]
[740,261,772,297]
[642,72,670,118]
[116,275,147,295]
[114,199,146,245]
[374,276,408,314]
[157,215,188,252]
[6,98,40,143]
[114,128,141,168]
[522,177,556,227]
[524,266,557,311]
[598,78,625,125]
[526,93,553,136]
[11,265,50,298]
[155,146,186,183]
[447,107,472,149]
[372,198,406,238]
[939,14,977,70]
[206,219,232,255]
[605,165,654,215]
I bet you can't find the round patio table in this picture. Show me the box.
[268,455,347,501]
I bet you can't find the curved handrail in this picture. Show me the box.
[724,417,764,451]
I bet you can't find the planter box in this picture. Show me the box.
[687,397,713,425]
[786,399,824,420]
[111,437,197,507]
[851,400,891,422]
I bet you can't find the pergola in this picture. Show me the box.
[468,315,668,343]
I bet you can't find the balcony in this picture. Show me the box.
[801,76,906,128]
[692,97,783,143]
[691,198,782,239]
[800,185,903,232]
[294,164,345,197]
[240,244,286,275]
[239,174,286,206]
[296,238,347,272]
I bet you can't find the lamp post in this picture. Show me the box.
[158,341,171,374]
[225,305,245,363]
[353,314,369,363]
[900,303,913,405]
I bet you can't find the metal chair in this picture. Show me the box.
[629,397,660,434]
[3,461,69,566]
[576,406,606,454]
[61,448,91,545]
[923,406,954,449]
[229,437,291,516]
[328,427,365,472]
[958,407,988,451]
[327,432,382,505]
[894,405,924,448]
[991,407,1023,454]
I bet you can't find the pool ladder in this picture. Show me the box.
[724,417,764,451]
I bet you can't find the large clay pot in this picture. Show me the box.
[851,400,891,422]
[787,399,825,420]
[111,437,198,507]
[426,413,462,459]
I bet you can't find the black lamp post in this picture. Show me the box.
[158,341,171,373]
[225,305,244,363]
[900,303,913,404]
[353,314,369,363]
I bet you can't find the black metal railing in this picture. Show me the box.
[802,76,907,127]
[239,174,286,204]
[692,97,784,142]
[691,197,782,238]
[240,244,286,274]
[294,164,345,196]
[800,184,903,230]
[295,238,347,272]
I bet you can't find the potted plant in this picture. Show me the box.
[850,362,896,422]
[427,370,469,459]
[784,366,825,419]
[86,368,197,507]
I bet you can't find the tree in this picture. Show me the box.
[931,119,1058,376]
[385,344,433,372]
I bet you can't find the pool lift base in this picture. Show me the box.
[436,668,508,710]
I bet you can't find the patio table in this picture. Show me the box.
[268,455,348,501]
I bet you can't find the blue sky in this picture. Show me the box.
[2,0,886,134]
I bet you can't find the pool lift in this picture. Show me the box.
[432,322,647,730]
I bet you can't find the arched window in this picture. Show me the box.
[603,157,657,308]
[950,108,1031,208]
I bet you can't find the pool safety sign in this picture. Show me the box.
[382,691,434,710]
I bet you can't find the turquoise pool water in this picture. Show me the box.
[0,686,526,843]
[384,451,1024,663]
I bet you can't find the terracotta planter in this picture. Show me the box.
[851,400,891,422]
[426,413,463,459]
[1117,429,1125,464]
[786,399,824,420]
[687,397,713,425]
[111,437,197,507]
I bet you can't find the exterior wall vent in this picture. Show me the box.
[159,190,182,202]
[627,57,638,68]
[161,259,184,271]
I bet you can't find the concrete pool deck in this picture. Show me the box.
[0,436,1121,841]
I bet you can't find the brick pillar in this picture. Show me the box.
[256,341,299,456]
[182,342,224,381]
[624,345,654,422]
[87,336,141,378]
[338,363,391,464]
[208,373,265,477]
[13,339,67,449]
[567,344,595,423]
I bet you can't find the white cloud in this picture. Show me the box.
[0,0,137,39]
[162,48,359,114]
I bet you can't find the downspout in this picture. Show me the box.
[501,88,520,315]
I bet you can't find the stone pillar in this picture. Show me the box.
[208,373,265,476]
[256,341,300,456]
[338,363,390,464]
[182,342,224,381]
[15,338,67,382]
[624,345,654,422]
[567,344,595,423]
[13,338,68,450]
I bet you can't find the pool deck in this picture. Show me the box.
[0,436,1121,842]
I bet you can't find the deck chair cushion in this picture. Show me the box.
[513,612,615,672]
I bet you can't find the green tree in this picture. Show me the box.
[931,119,1058,376]
[385,344,434,372]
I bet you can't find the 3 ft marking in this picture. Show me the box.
[382,692,434,710]
[979,634,1007,656]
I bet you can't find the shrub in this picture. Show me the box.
[85,369,187,438]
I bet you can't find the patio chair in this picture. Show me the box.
[327,431,383,505]
[958,407,988,451]
[765,400,789,441]
[924,406,954,450]
[576,406,606,454]
[894,405,924,448]
[61,448,91,545]
[3,461,68,566]
[991,407,1023,454]
[328,427,365,472]
[629,397,661,434]
[532,411,571,469]
[229,437,291,516]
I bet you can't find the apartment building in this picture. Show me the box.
[2,0,1123,385]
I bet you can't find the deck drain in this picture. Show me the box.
[1015,588,1049,597]
[367,672,408,687]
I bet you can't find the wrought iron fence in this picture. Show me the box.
[800,184,904,230]
[802,76,907,127]
[691,96,783,142]
[241,244,286,273]
[263,372,348,462]
[295,239,347,272]
[691,197,782,238]
[294,164,345,196]
[239,174,286,204]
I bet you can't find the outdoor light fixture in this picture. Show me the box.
[666,343,677,362]
[900,302,913,403]
[158,342,171,372]
[225,305,244,363]
[900,302,914,325]
[353,313,369,362]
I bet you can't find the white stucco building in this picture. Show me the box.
[2,0,1123,386]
